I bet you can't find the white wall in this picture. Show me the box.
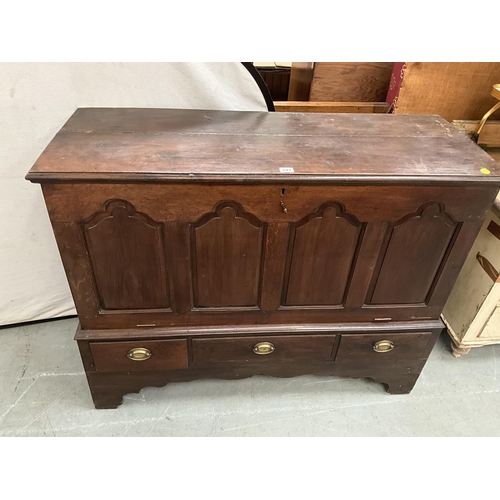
[0,62,267,326]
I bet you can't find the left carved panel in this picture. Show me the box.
[81,200,170,311]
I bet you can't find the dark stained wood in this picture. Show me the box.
[255,65,290,102]
[71,308,454,330]
[42,182,499,330]
[77,326,443,408]
[336,332,433,363]
[90,339,188,372]
[283,202,363,306]
[191,201,264,308]
[192,334,337,364]
[369,203,459,305]
[26,108,500,184]
[259,223,289,311]
[75,319,445,340]
[425,217,491,311]
[26,109,500,408]
[41,183,498,224]
[344,221,390,310]
[487,220,500,241]
[77,338,96,372]
[163,222,192,314]
[49,220,102,326]
[84,363,428,408]
[309,62,394,103]
[82,199,170,310]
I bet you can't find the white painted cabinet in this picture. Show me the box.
[443,198,500,356]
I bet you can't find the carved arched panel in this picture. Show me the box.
[191,201,265,308]
[369,202,460,305]
[283,202,364,306]
[81,200,170,310]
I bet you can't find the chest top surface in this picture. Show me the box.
[26,107,500,185]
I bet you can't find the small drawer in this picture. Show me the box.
[192,334,337,364]
[90,339,188,372]
[336,332,432,362]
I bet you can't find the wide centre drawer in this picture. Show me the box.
[90,339,188,372]
[336,332,432,362]
[192,334,337,364]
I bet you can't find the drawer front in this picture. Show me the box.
[336,332,432,362]
[192,334,337,364]
[90,339,188,372]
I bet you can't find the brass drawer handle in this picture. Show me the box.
[373,340,395,353]
[280,201,288,213]
[253,342,275,355]
[127,347,152,361]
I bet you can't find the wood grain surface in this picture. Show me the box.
[192,334,337,364]
[336,332,432,363]
[27,108,500,408]
[90,339,188,372]
[309,63,394,102]
[288,62,314,101]
[274,101,390,113]
[26,108,500,184]
[41,180,498,330]
[77,325,443,408]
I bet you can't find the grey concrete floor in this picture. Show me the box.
[1,317,499,436]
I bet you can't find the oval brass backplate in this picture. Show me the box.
[127,347,152,361]
[373,340,395,353]
[253,342,275,355]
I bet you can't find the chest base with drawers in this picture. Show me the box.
[76,321,443,409]
[26,108,500,408]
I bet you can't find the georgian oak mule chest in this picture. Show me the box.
[26,108,500,409]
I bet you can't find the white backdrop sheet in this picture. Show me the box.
[0,62,267,326]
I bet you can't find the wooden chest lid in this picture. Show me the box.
[26,107,500,185]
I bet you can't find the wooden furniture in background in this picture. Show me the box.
[393,63,500,121]
[254,63,291,101]
[26,108,500,408]
[288,62,315,101]
[309,62,393,102]
[442,121,500,356]
[288,62,394,102]
[274,102,390,113]
[287,63,500,121]
[442,199,500,357]
[287,62,394,114]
